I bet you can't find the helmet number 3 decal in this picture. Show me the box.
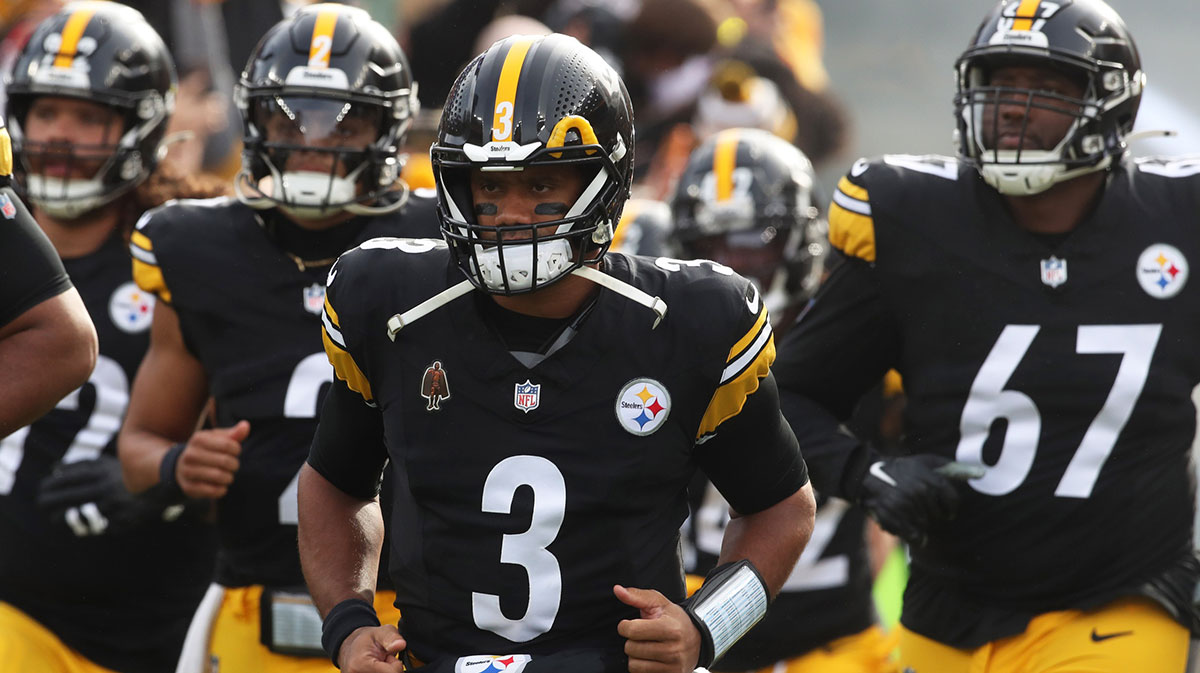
[493,101,514,142]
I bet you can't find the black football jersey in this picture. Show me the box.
[682,480,872,668]
[130,194,440,587]
[775,154,1200,647]
[0,185,73,327]
[0,232,216,673]
[319,242,803,665]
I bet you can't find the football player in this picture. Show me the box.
[0,4,224,673]
[673,128,894,673]
[0,119,96,437]
[296,34,816,673]
[773,1,1200,671]
[115,5,438,672]
[610,198,680,258]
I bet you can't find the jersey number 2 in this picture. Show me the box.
[473,455,565,642]
[956,324,1161,498]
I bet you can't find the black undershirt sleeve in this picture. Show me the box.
[773,253,900,420]
[772,254,901,501]
[308,377,389,500]
[0,185,73,329]
[693,372,808,516]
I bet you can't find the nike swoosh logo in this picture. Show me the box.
[1090,628,1133,642]
[745,284,761,315]
[869,461,897,487]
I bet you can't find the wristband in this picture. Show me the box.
[680,560,769,669]
[158,443,186,500]
[321,597,380,668]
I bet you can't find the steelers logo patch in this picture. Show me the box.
[108,281,155,333]
[615,378,671,436]
[1136,244,1188,299]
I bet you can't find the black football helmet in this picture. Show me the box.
[432,33,635,295]
[671,128,826,315]
[612,198,679,258]
[5,1,175,219]
[235,3,418,219]
[954,0,1143,195]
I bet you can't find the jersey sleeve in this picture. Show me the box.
[320,252,375,405]
[128,204,176,304]
[0,186,73,328]
[828,167,876,263]
[691,276,808,515]
[308,376,388,500]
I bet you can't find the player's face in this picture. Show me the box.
[469,164,586,241]
[980,64,1085,151]
[259,97,381,176]
[22,96,124,179]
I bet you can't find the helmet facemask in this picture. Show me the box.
[237,93,407,220]
[435,139,628,295]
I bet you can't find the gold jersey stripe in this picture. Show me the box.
[1012,0,1041,31]
[53,7,95,69]
[837,176,868,202]
[308,7,339,67]
[323,295,342,329]
[0,126,11,176]
[697,335,775,438]
[828,201,876,262]
[131,258,172,303]
[713,128,740,202]
[727,305,768,364]
[491,37,536,142]
[322,328,374,403]
[883,368,904,397]
[130,229,153,253]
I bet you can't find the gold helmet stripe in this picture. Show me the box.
[491,37,537,142]
[53,7,96,69]
[1012,0,1042,31]
[308,7,339,68]
[712,128,741,202]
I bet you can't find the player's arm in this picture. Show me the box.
[0,186,97,435]
[299,377,401,671]
[117,301,245,498]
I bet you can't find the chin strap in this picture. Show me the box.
[570,265,667,329]
[386,279,475,340]
[385,265,669,340]
[1125,129,1177,143]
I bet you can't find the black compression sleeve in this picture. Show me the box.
[694,372,808,515]
[773,254,900,420]
[0,186,73,328]
[308,377,389,500]
[779,389,875,502]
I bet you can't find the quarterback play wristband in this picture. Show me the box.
[681,559,769,668]
[321,597,380,667]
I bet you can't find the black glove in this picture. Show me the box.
[37,455,176,537]
[855,454,984,547]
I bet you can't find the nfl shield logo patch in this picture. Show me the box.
[1040,256,1067,288]
[514,380,540,413]
[303,283,325,315]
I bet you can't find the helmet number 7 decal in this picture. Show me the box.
[956,324,1161,498]
[473,455,565,642]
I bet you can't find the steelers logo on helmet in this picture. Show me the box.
[233,4,418,220]
[1136,243,1188,299]
[953,0,1145,195]
[615,378,671,436]
[4,2,176,219]
[431,34,636,296]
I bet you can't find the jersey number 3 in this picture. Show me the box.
[956,324,1161,498]
[473,455,565,642]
